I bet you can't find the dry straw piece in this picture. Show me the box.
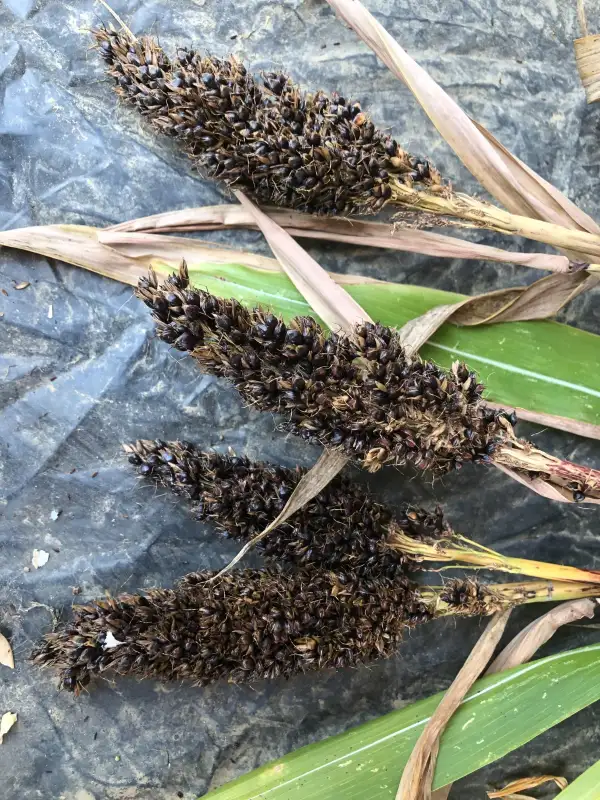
[126,439,600,586]
[31,570,599,695]
[574,0,600,103]
[92,25,600,260]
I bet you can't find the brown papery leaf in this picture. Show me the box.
[233,191,371,331]
[487,775,568,798]
[324,0,600,243]
[0,225,143,285]
[396,271,595,352]
[97,230,279,271]
[486,599,596,675]
[209,449,350,579]
[0,225,278,287]
[432,600,594,800]
[107,204,573,274]
[397,611,511,800]
[0,633,14,669]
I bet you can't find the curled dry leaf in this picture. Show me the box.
[0,633,14,669]
[397,611,511,800]
[487,775,568,798]
[486,599,596,675]
[399,270,597,353]
[233,191,371,331]
[432,599,595,800]
[107,204,574,274]
[0,712,17,744]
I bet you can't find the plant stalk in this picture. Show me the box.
[387,528,600,585]
[493,440,600,502]
[423,580,600,617]
[390,181,600,262]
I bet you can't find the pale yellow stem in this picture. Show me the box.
[391,181,600,262]
[387,529,600,585]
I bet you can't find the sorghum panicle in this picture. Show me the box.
[92,26,441,215]
[31,568,429,693]
[136,263,513,475]
[125,439,450,578]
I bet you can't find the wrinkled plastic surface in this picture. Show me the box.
[0,2,599,798]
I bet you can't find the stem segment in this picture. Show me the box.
[493,440,600,503]
[387,528,600,585]
[423,580,600,617]
[390,181,600,263]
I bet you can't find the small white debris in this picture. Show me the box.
[103,631,125,650]
[32,549,50,569]
[0,634,14,669]
[48,304,53,319]
[0,712,17,743]
[50,509,61,521]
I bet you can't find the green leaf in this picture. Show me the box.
[206,644,600,798]
[558,758,600,800]
[159,261,600,433]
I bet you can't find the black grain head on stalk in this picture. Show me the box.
[32,571,581,693]
[91,26,442,215]
[124,439,451,578]
[136,263,514,475]
[31,568,430,693]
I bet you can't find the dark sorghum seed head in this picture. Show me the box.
[136,263,513,476]
[124,440,454,578]
[92,27,442,216]
[31,568,429,692]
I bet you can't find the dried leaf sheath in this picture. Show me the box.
[136,263,511,475]
[93,27,438,216]
[124,439,449,578]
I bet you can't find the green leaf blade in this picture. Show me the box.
[175,261,600,431]
[558,757,600,799]
[206,644,600,799]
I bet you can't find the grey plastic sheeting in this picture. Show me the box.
[0,1,599,799]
